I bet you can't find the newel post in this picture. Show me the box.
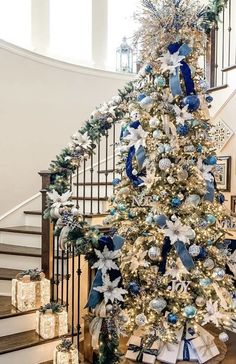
[39,170,54,281]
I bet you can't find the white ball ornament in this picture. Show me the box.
[186,228,196,240]
[167,176,175,184]
[153,130,162,139]
[203,258,215,270]
[149,298,167,312]
[212,267,225,281]
[189,244,201,257]
[195,296,206,307]
[149,117,160,128]
[148,246,161,261]
[159,158,171,171]
[135,313,147,326]
[219,332,229,343]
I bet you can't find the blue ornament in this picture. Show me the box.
[206,95,213,103]
[196,247,207,260]
[128,211,136,219]
[188,327,196,336]
[153,214,167,227]
[204,155,217,165]
[182,95,200,112]
[205,214,216,225]
[183,305,197,318]
[137,93,146,102]
[212,267,225,281]
[128,282,140,295]
[154,75,166,87]
[207,239,213,246]
[117,203,126,212]
[167,313,178,324]
[110,208,116,216]
[140,96,153,106]
[144,64,153,73]
[112,178,121,186]
[146,216,153,224]
[196,144,203,153]
[171,197,182,208]
[176,123,189,136]
[200,278,212,287]
[217,194,225,204]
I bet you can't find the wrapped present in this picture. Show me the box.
[156,328,183,364]
[191,333,220,363]
[11,269,50,312]
[177,339,198,361]
[36,302,68,340]
[125,336,160,363]
[53,338,78,364]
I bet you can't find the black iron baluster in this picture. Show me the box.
[97,139,101,214]
[113,124,116,183]
[83,160,86,216]
[105,131,109,198]
[52,231,55,302]
[90,153,94,215]
[61,249,64,306]
[77,256,82,353]
[66,248,70,310]
[76,166,79,209]
[56,236,59,301]
[71,245,75,342]
[228,0,232,67]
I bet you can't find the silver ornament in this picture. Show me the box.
[195,296,206,307]
[167,176,175,184]
[219,332,229,343]
[212,267,225,281]
[149,298,167,312]
[148,246,161,261]
[186,228,196,240]
[153,130,162,139]
[203,258,215,270]
[135,313,147,326]
[159,158,171,171]
[189,244,201,257]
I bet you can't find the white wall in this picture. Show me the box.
[0,40,133,216]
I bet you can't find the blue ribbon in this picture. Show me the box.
[174,240,194,271]
[183,339,191,361]
[159,237,172,274]
[168,42,195,97]
[98,235,125,251]
[85,270,103,309]
[204,180,215,203]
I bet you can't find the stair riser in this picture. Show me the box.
[0,313,36,337]
[24,214,42,228]
[0,232,41,248]
[0,280,11,296]
[0,254,41,270]
[0,340,61,364]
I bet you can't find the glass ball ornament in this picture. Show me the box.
[153,129,162,139]
[196,144,203,153]
[167,313,178,324]
[205,214,216,225]
[140,96,153,107]
[219,332,229,343]
[128,282,140,295]
[186,228,196,240]
[136,93,146,102]
[153,214,167,227]
[183,305,197,318]
[195,296,206,307]
[203,258,215,270]
[159,158,171,171]
[206,95,213,103]
[154,75,166,87]
[176,123,189,136]
[182,95,200,112]
[149,297,167,312]
[148,246,161,261]
[167,176,175,184]
[146,215,153,224]
[212,267,225,281]
[204,155,217,165]
[112,178,121,186]
[117,203,126,212]
[149,117,160,128]
[135,313,147,326]
[189,244,201,257]
[171,197,182,208]
[200,278,212,287]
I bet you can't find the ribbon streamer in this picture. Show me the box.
[183,339,191,361]
[128,341,159,362]
[204,180,215,203]
[159,237,172,274]
[174,240,195,271]
[126,146,145,186]
[85,270,103,309]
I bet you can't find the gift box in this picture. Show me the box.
[36,303,68,340]
[177,339,198,361]
[156,328,183,364]
[53,338,78,364]
[11,269,50,312]
[191,333,220,363]
[125,336,160,364]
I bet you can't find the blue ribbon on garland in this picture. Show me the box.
[204,180,215,203]
[174,240,195,271]
[167,42,195,97]
[85,269,103,309]
[159,237,172,274]
[183,339,191,361]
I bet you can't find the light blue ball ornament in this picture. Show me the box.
[183,95,200,112]
[112,178,121,186]
[206,214,216,225]
[140,96,153,106]
[117,203,126,212]
[183,305,197,318]
[110,208,116,216]
[146,216,153,225]
[154,75,166,87]
[171,197,182,208]
[204,155,217,165]
[207,239,213,246]
[185,194,201,206]
[167,313,178,324]
[153,214,167,227]
[200,278,212,287]
[196,144,203,153]
[137,93,146,102]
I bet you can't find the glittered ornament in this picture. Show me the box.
[195,296,206,307]
[153,214,167,227]
[167,313,178,324]
[212,267,225,281]
[203,258,215,270]
[189,244,201,257]
[149,117,160,128]
[185,194,201,206]
[154,75,166,87]
[176,123,189,136]
[149,297,167,312]
[183,305,197,318]
[148,246,161,261]
[204,155,217,165]
[199,278,212,287]
[219,332,229,342]
[135,313,147,326]
[167,176,175,184]
[159,158,171,170]
[182,95,200,112]
[171,197,182,208]
[205,214,216,225]
[153,129,162,139]
[117,203,126,212]
[128,282,140,295]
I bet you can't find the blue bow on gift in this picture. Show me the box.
[128,341,159,362]
[183,338,192,361]
[168,42,195,97]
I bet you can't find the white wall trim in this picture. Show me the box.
[0,192,40,222]
[211,89,236,121]
[0,39,136,81]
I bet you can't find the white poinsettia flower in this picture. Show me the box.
[47,190,72,208]
[91,246,120,274]
[94,275,127,303]
[98,103,117,118]
[164,219,190,245]
[129,250,150,273]
[173,104,193,124]
[124,125,148,150]
[158,51,185,75]
[197,159,214,182]
[72,131,92,150]
[165,258,188,280]
[203,299,223,326]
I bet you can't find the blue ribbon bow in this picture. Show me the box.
[183,338,191,361]
[168,42,195,97]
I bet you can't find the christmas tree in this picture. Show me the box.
[87,0,236,363]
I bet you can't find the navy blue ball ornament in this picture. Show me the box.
[176,123,189,136]
[137,93,146,102]
[217,194,225,204]
[196,247,207,261]
[153,214,167,227]
[182,95,200,112]
[206,95,213,103]
[167,313,178,324]
[144,64,153,73]
[128,282,140,295]
[171,197,182,208]
[204,155,217,165]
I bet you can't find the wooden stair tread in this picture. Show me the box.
[0,243,41,257]
[83,213,108,218]
[97,169,115,174]
[24,210,42,215]
[0,268,21,280]
[72,196,108,201]
[0,295,35,319]
[0,226,42,235]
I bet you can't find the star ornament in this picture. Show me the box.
[94,275,127,304]
[158,51,185,75]
[91,246,120,274]
[164,219,190,245]
[124,125,148,150]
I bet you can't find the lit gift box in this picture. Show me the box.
[53,338,78,364]
[36,302,68,340]
[11,269,50,312]
[156,328,183,364]
[125,336,160,364]
[191,333,220,363]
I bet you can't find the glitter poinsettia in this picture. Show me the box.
[91,246,120,274]
[94,275,127,304]
[124,125,148,150]
[158,50,185,75]
[164,219,191,244]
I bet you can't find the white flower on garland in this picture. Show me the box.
[91,246,120,274]
[172,104,193,125]
[203,299,223,326]
[47,190,72,208]
[164,219,190,244]
[94,275,127,303]
[197,159,214,182]
[72,131,92,150]
[129,250,150,273]
[158,51,185,75]
[124,125,148,150]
